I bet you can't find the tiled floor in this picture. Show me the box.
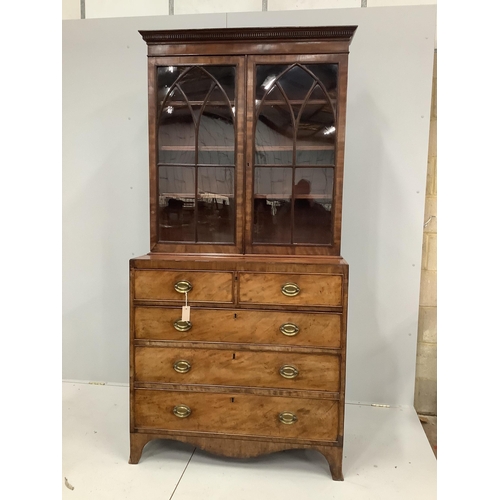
[63,382,436,499]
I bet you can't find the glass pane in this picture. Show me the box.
[158,101,196,164]
[175,67,215,103]
[158,166,196,242]
[204,66,236,102]
[255,65,287,100]
[157,66,235,165]
[197,167,235,243]
[293,168,333,245]
[198,87,235,165]
[296,85,335,165]
[255,64,315,102]
[304,64,338,101]
[157,66,182,110]
[253,168,292,244]
[255,83,293,165]
[157,66,235,106]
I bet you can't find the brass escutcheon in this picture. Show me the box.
[173,405,191,418]
[280,323,300,336]
[279,411,298,425]
[279,364,299,379]
[174,280,193,294]
[174,319,192,332]
[173,360,191,374]
[281,282,300,297]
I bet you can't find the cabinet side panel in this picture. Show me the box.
[148,58,158,250]
[333,55,349,256]
[129,265,136,432]
[338,263,349,443]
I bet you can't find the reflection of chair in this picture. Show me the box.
[294,179,311,198]
[293,179,330,243]
[165,198,184,224]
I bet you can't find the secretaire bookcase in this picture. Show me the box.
[129,26,356,480]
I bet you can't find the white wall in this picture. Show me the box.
[62,0,80,20]
[62,5,436,406]
[62,0,438,20]
[86,0,170,19]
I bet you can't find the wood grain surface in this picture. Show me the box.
[134,389,339,441]
[239,272,343,307]
[134,307,341,348]
[135,346,340,392]
[134,270,234,303]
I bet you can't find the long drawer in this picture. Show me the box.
[238,273,343,308]
[134,270,234,303]
[134,389,339,442]
[134,307,341,348]
[135,346,340,392]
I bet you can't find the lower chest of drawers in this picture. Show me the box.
[129,258,348,479]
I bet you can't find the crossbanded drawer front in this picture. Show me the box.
[135,347,340,392]
[134,390,339,442]
[134,271,233,303]
[134,307,341,348]
[238,273,342,307]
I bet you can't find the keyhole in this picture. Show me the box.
[231,397,235,403]
[232,353,236,360]
[234,313,237,319]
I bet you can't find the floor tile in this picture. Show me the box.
[170,405,436,500]
[62,382,194,499]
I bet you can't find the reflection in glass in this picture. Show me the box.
[158,101,196,164]
[158,166,196,242]
[293,168,333,244]
[253,168,292,244]
[255,63,337,167]
[158,66,236,166]
[296,85,335,165]
[253,63,337,246]
[255,87,293,165]
[157,66,236,109]
[255,65,315,102]
[197,167,235,243]
[198,101,235,165]
[156,65,236,244]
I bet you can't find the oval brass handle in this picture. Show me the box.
[280,323,300,337]
[279,364,299,379]
[173,405,191,418]
[173,360,191,373]
[279,411,298,425]
[174,280,193,294]
[174,319,192,332]
[281,282,300,297]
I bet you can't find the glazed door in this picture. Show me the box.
[150,56,245,253]
[245,54,348,255]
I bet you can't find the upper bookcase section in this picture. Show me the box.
[140,27,356,256]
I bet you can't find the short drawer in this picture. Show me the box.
[134,389,339,442]
[134,270,233,303]
[135,307,341,348]
[135,347,340,392]
[239,273,343,308]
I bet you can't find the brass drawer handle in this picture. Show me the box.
[279,411,298,425]
[173,360,191,373]
[173,405,191,418]
[174,280,193,294]
[281,282,300,297]
[279,364,299,379]
[174,319,192,332]
[280,323,300,337]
